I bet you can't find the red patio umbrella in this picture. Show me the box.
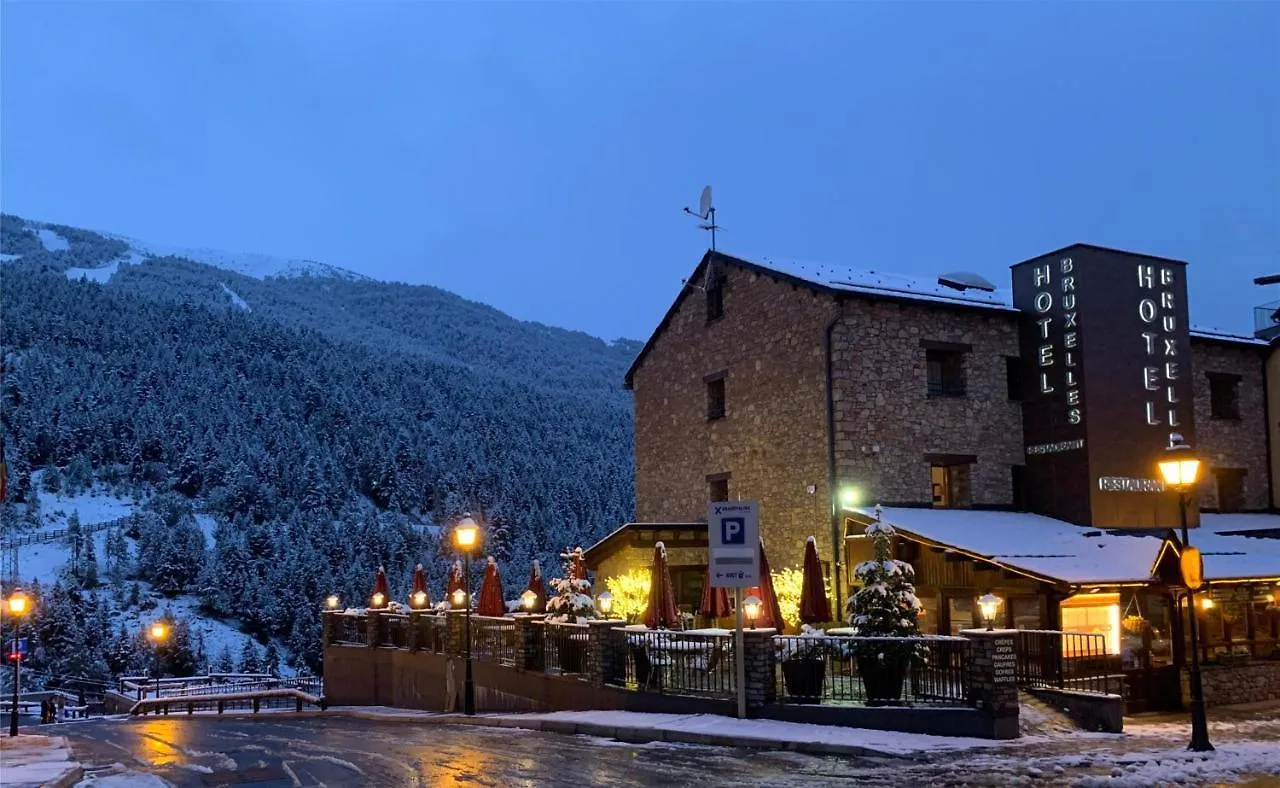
[753,538,785,631]
[476,557,506,617]
[570,548,589,582]
[446,560,466,607]
[525,560,546,613]
[643,541,680,630]
[698,564,732,620]
[799,536,832,625]
[410,564,430,607]
[371,566,390,608]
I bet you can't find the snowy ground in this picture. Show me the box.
[0,734,82,788]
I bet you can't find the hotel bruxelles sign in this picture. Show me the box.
[1013,246,1197,529]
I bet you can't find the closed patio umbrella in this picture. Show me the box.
[446,560,466,607]
[643,541,680,630]
[755,538,785,631]
[477,556,506,616]
[525,560,546,613]
[571,548,589,582]
[698,564,732,620]
[371,566,390,608]
[799,536,832,625]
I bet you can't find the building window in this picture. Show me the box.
[926,349,966,397]
[706,374,726,420]
[1207,373,1241,420]
[1213,468,1246,513]
[1006,357,1023,401]
[706,279,724,321]
[708,474,730,503]
[930,463,972,508]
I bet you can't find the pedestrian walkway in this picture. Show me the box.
[0,734,83,788]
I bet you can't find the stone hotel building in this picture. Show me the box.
[585,244,1279,712]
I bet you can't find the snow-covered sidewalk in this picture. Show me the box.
[0,734,83,788]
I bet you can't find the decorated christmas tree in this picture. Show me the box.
[846,506,922,672]
[546,547,596,624]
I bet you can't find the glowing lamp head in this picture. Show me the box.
[452,588,467,608]
[838,486,860,510]
[978,593,1001,630]
[325,595,340,610]
[520,589,537,610]
[1157,434,1201,489]
[454,515,480,551]
[597,591,613,615]
[149,622,168,642]
[1201,597,1215,610]
[743,594,762,628]
[371,592,386,608]
[7,590,29,617]
[412,591,427,609]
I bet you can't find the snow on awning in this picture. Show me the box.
[849,507,1168,586]
[1188,514,1280,582]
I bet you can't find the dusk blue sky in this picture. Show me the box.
[2,1,1276,340]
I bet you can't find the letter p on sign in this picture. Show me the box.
[721,517,746,545]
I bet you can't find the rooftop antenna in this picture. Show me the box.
[682,185,722,251]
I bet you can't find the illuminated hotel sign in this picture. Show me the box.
[1013,245,1197,529]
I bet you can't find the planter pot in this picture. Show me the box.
[560,638,587,674]
[857,655,907,706]
[782,658,825,704]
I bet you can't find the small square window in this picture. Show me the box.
[1213,468,1245,513]
[706,377,726,420]
[708,476,729,502]
[931,463,972,509]
[1006,357,1023,401]
[927,350,966,397]
[1208,374,1240,420]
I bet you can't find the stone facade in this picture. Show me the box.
[1190,340,1269,511]
[831,299,1023,508]
[631,262,840,572]
[1181,660,1280,708]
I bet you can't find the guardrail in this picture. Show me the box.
[613,628,736,697]
[1013,630,1122,695]
[537,621,591,676]
[773,634,970,706]
[129,687,325,717]
[472,616,517,667]
[1,516,130,550]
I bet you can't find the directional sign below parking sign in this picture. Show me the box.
[708,501,759,588]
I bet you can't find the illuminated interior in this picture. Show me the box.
[1060,592,1121,655]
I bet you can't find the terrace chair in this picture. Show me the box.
[632,643,673,692]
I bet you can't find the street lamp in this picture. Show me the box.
[978,594,1002,631]
[412,591,428,610]
[7,589,29,737]
[325,595,340,611]
[371,592,386,609]
[597,592,613,617]
[743,595,761,630]
[520,589,537,612]
[147,621,169,708]
[1157,433,1213,753]
[453,514,480,715]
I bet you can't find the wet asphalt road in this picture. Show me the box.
[57,716,905,787]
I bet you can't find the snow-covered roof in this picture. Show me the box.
[1191,513,1280,581]
[737,254,1016,313]
[852,507,1168,585]
[1189,326,1269,347]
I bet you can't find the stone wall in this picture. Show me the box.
[1181,660,1280,708]
[1190,340,1269,511]
[631,261,839,572]
[832,300,1024,508]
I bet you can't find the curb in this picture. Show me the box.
[46,764,86,788]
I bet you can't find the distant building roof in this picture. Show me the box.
[1192,513,1280,582]
[582,522,706,568]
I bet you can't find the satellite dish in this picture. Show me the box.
[698,186,713,220]
[937,271,997,293]
[682,184,722,251]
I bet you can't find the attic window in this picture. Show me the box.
[706,277,724,321]
[706,373,726,420]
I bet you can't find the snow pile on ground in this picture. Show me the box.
[0,734,81,787]
[65,261,120,284]
[74,764,170,787]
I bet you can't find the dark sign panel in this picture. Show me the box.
[1013,245,1197,529]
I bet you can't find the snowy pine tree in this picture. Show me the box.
[263,643,281,676]
[545,547,596,624]
[82,532,100,588]
[238,640,261,674]
[846,507,922,665]
[212,646,236,674]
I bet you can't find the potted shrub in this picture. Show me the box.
[546,547,597,673]
[778,626,828,703]
[846,507,923,706]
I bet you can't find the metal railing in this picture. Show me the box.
[333,612,368,645]
[382,614,410,648]
[773,635,971,707]
[414,613,448,654]
[613,628,736,698]
[540,621,591,677]
[1013,630,1121,695]
[130,687,324,717]
[471,616,517,666]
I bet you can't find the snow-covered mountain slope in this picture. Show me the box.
[108,232,371,282]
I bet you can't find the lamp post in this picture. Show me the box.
[978,594,1001,631]
[453,514,480,716]
[147,621,169,710]
[743,595,761,630]
[7,589,29,737]
[1157,433,1213,753]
